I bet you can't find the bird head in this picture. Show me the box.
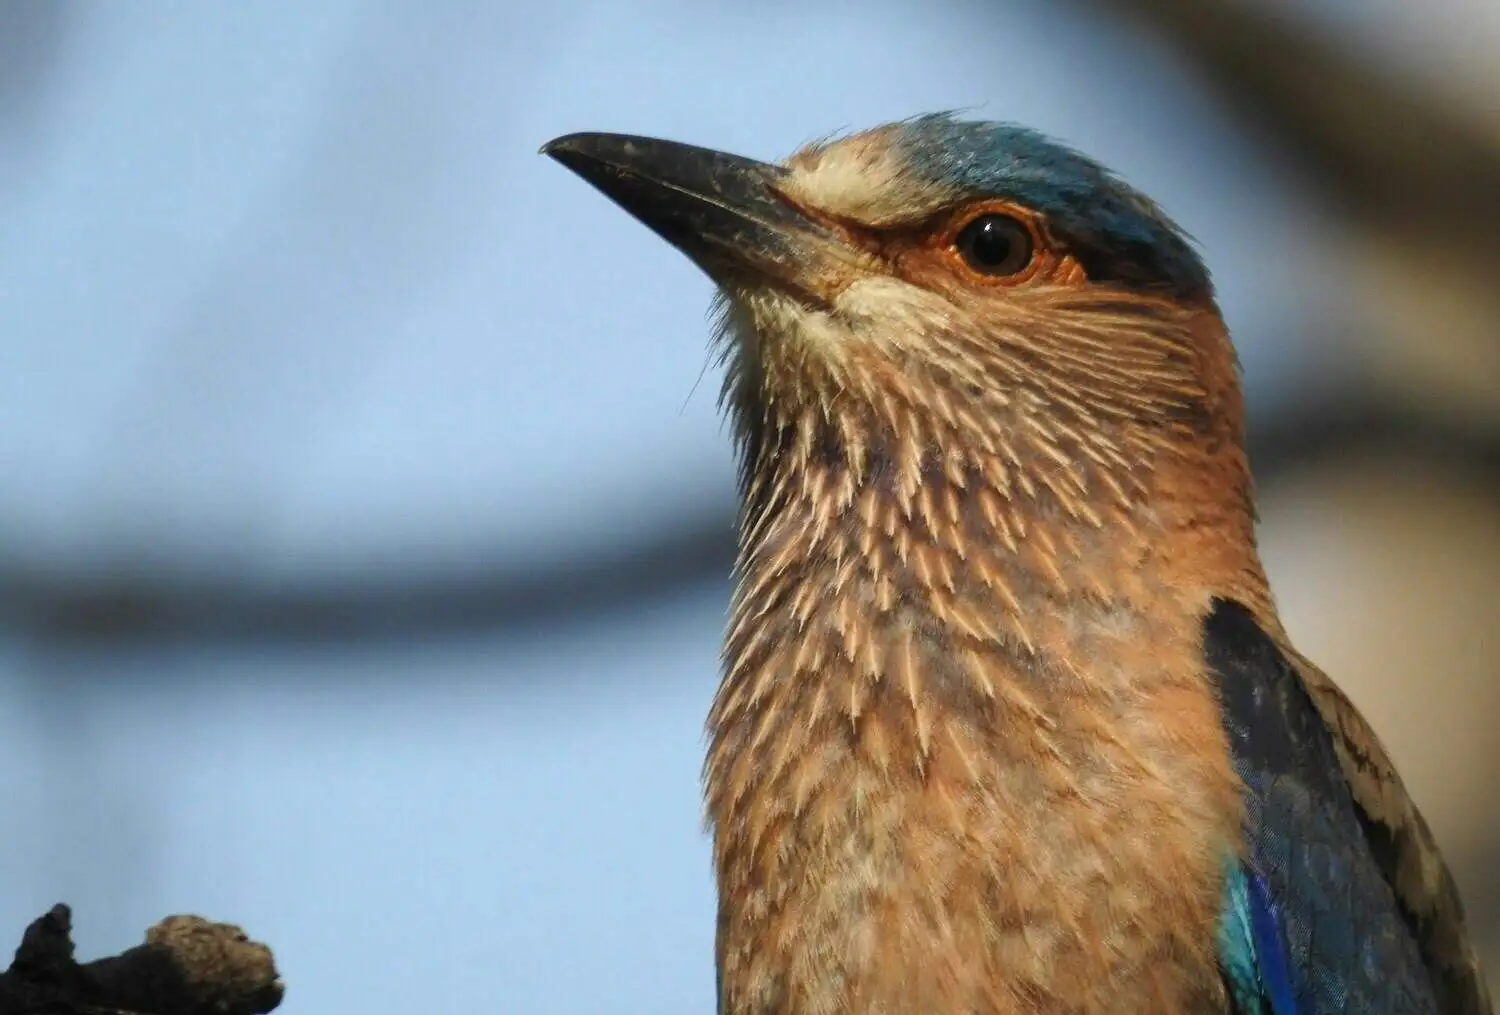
[544,115,1253,577]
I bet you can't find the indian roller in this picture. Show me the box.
[542,115,1493,1014]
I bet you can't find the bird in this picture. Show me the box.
[542,115,1493,1015]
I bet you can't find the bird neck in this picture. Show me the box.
[704,406,1264,1014]
[708,395,1265,751]
[708,416,1155,769]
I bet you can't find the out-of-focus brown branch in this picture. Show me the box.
[0,906,282,1015]
[1090,0,1500,241]
[1088,0,1500,433]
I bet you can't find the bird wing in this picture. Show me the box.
[1283,632,1493,1014]
[1206,597,1492,1015]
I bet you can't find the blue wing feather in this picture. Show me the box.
[1219,864,1269,1014]
[1247,870,1299,1015]
[1219,863,1298,1015]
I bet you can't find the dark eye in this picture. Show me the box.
[953,214,1033,276]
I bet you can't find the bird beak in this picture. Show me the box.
[541,132,850,300]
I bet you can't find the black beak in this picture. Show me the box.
[541,132,848,295]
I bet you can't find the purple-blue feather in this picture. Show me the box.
[1248,870,1300,1015]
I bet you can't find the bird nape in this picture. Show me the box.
[542,115,1492,1015]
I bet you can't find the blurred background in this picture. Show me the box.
[0,1,1495,1011]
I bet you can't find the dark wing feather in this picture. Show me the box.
[1207,598,1490,1014]
[1278,634,1493,1015]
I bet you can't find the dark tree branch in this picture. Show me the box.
[0,906,282,1015]
[1088,0,1500,244]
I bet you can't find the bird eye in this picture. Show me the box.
[953,214,1034,277]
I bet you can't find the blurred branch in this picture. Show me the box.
[0,2,68,131]
[1089,0,1500,242]
[1082,0,1500,434]
[0,509,736,650]
[0,401,1495,649]
[3,0,1498,649]
[0,905,282,1015]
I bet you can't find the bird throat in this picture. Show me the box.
[709,400,1167,770]
[703,405,1243,1014]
